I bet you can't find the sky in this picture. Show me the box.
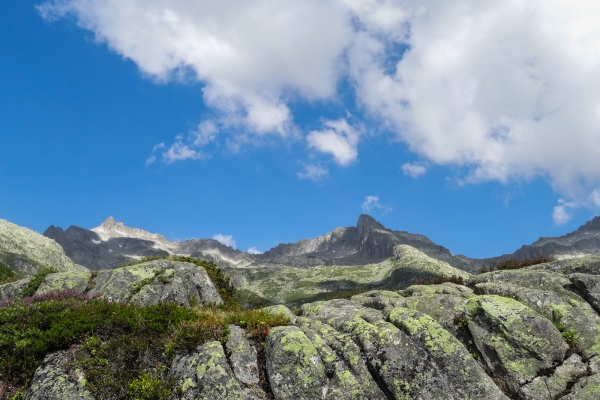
[1,0,600,259]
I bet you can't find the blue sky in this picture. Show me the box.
[2,0,600,258]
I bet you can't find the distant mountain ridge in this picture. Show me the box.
[42,214,600,273]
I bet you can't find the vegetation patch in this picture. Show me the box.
[413,274,466,286]
[20,267,57,297]
[478,254,553,274]
[0,261,19,285]
[0,289,289,399]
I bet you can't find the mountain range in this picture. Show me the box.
[43,213,600,274]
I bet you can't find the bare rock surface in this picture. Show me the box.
[25,351,93,400]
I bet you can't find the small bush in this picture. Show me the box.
[413,275,466,286]
[20,267,58,297]
[478,254,553,274]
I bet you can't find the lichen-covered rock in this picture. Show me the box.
[0,277,31,303]
[520,354,587,399]
[391,245,471,285]
[265,326,326,400]
[466,295,568,394]
[0,219,84,275]
[87,260,222,306]
[262,304,297,324]
[475,282,600,358]
[560,373,600,399]
[528,256,600,276]
[35,271,91,296]
[570,273,600,313]
[225,325,260,386]
[469,269,572,295]
[170,341,245,400]
[294,317,385,399]
[301,299,475,399]
[388,307,508,399]
[402,282,474,298]
[350,290,407,312]
[25,351,94,400]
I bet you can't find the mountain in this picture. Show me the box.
[0,218,85,275]
[478,215,600,265]
[43,215,474,272]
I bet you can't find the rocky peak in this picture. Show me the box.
[91,217,168,243]
[355,214,387,242]
[575,215,600,234]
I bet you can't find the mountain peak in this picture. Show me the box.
[576,215,600,233]
[92,217,168,242]
[356,214,387,241]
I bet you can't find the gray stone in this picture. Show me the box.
[466,295,568,394]
[560,374,600,399]
[25,351,94,400]
[570,273,600,313]
[170,341,245,400]
[225,325,260,386]
[294,317,385,399]
[35,271,91,296]
[0,278,31,303]
[87,260,223,306]
[265,326,327,400]
[520,354,587,399]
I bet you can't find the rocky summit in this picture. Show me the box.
[4,216,600,398]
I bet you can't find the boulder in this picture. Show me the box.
[25,351,93,400]
[170,341,245,400]
[265,326,326,400]
[87,260,223,306]
[520,354,588,399]
[570,273,600,313]
[466,295,568,394]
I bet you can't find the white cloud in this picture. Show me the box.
[362,195,392,214]
[247,246,262,254]
[401,162,427,178]
[162,135,207,164]
[307,119,360,165]
[38,0,600,210]
[213,233,236,249]
[590,190,600,207]
[297,164,328,181]
[553,199,577,225]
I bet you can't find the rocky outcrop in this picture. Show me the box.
[0,260,223,307]
[25,351,93,400]
[0,219,83,275]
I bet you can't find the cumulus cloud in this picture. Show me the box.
[401,162,427,178]
[213,233,236,249]
[362,195,392,214]
[553,199,578,225]
[297,164,328,181]
[307,119,360,165]
[38,0,600,211]
[247,246,262,254]
[162,135,207,164]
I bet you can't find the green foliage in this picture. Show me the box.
[478,254,554,274]
[0,290,289,399]
[122,256,239,306]
[551,309,580,349]
[128,367,173,400]
[0,261,18,285]
[20,267,58,297]
[413,274,466,286]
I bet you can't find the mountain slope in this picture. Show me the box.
[0,219,84,275]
